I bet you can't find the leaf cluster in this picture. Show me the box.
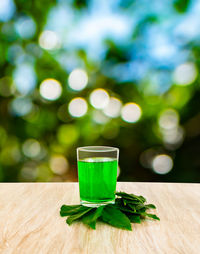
[60,191,160,230]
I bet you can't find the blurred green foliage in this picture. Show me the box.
[0,0,200,182]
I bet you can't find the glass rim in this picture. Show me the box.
[77,146,119,153]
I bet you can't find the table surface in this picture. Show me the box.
[0,182,199,254]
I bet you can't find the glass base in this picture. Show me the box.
[81,199,115,207]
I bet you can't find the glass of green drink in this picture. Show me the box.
[77,146,119,207]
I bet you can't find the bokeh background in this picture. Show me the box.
[0,0,200,182]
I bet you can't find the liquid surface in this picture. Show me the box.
[78,157,118,203]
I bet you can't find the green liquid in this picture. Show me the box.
[78,157,118,203]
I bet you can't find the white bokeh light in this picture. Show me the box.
[152,154,173,174]
[93,110,109,124]
[103,97,122,118]
[163,126,184,145]
[68,97,88,117]
[0,0,15,22]
[140,148,157,169]
[39,30,61,50]
[10,97,33,116]
[50,155,69,175]
[89,89,109,109]
[121,103,142,123]
[40,79,62,101]
[13,63,36,95]
[22,139,41,158]
[68,69,88,91]
[159,109,179,130]
[20,164,37,181]
[173,62,198,86]
[15,16,36,39]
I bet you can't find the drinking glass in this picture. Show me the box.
[77,146,119,207]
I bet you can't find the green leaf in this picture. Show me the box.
[116,192,146,203]
[114,198,123,206]
[66,207,93,225]
[61,204,81,211]
[114,199,157,217]
[133,203,156,212]
[101,205,132,231]
[113,199,137,213]
[143,213,160,221]
[115,198,141,206]
[138,196,146,203]
[127,214,141,223]
[145,204,156,209]
[125,200,142,205]
[116,205,137,214]
[127,203,137,212]
[60,205,82,217]
[123,199,127,206]
[82,206,105,229]
[135,204,147,211]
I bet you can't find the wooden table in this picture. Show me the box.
[0,182,199,254]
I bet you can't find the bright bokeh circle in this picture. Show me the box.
[68,97,88,117]
[68,69,88,91]
[121,102,142,123]
[40,79,62,101]
[89,88,109,109]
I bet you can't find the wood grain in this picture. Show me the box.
[0,182,199,254]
